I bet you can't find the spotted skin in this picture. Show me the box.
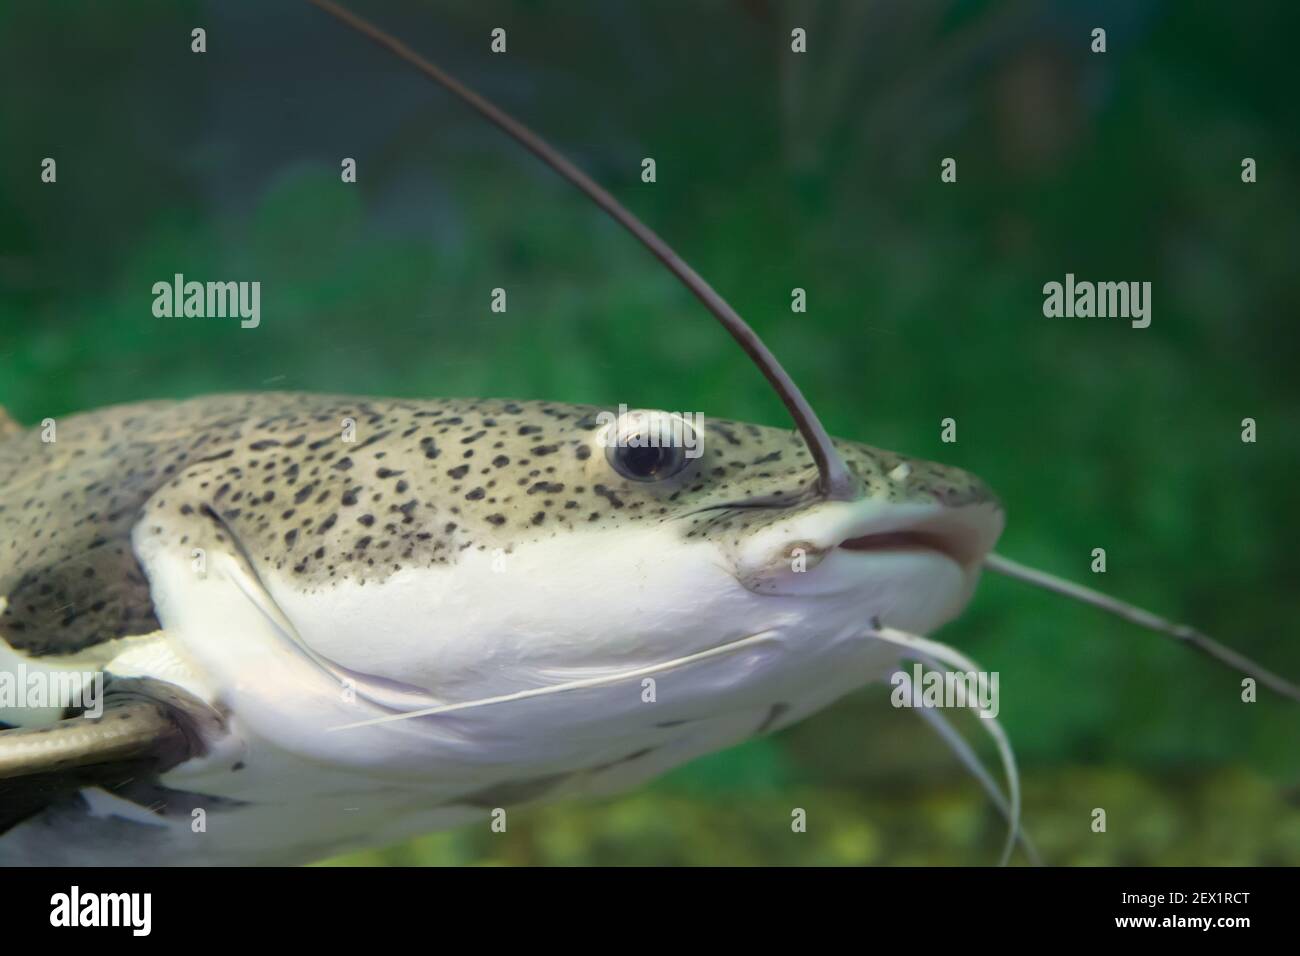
[0,393,994,657]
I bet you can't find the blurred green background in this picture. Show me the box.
[1,0,1296,864]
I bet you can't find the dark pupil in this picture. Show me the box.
[622,444,667,477]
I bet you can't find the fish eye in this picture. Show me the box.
[609,443,686,482]
[602,411,695,483]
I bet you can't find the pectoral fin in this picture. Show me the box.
[0,676,224,833]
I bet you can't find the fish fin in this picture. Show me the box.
[0,676,224,835]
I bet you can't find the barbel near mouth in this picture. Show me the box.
[304,0,1300,705]
[328,629,789,732]
[305,0,862,505]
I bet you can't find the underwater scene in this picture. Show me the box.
[0,0,1296,867]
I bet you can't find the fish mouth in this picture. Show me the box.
[836,524,986,570]
[729,497,1004,597]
